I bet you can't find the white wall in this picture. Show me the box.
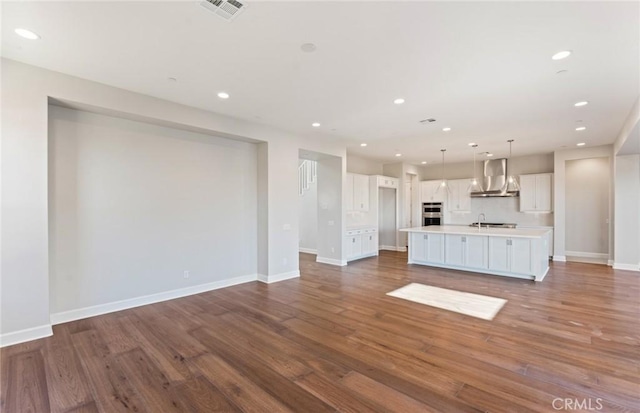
[1,58,347,345]
[378,187,397,248]
[317,155,345,265]
[298,164,318,253]
[420,153,554,180]
[48,106,258,313]
[614,155,640,270]
[553,145,613,261]
[347,155,384,175]
[565,157,610,256]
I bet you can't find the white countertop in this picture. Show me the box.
[400,225,551,238]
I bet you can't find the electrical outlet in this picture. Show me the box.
[183,270,190,279]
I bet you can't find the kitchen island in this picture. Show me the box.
[400,225,551,281]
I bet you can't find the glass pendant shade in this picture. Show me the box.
[434,149,451,194]
[502,139,520,193]
[468,177,482,193]
[467,144,482,193]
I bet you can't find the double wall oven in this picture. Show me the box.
[422,202,442,226]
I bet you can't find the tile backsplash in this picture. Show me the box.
[445,197,553,227]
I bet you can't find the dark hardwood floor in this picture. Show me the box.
[2,251,639,412]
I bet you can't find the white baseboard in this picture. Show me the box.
[565,251,609,259]
[0,324,53,348]
[607,260,614,267]
[298,248,317,255]
[50,274,258,325]
[257,270,300,284]
[613,263,640,272]
[316,256,347,266]
[553,255,566,262]
[379,245,407,252]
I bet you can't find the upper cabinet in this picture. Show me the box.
[447,179,471,212]
[420,180,446,203]
[375,175,399,189]
[347,173,370,212]
[519,173,553,213]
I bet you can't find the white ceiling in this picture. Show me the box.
[2,1,639,163]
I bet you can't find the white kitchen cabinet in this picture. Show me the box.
[519,173,553,213]
[347,174,369,211]
[465,235,489,269]
[346,228,378,262]
[447,179,471,212]
[488,236,532,275]
[445,234,488,268]
[347,173,370,212]
[420,180,446,203]
[375,175,399,189]
[362,232,378,255]
[409,232,444,264]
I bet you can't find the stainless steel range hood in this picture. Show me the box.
[469,158,519,197]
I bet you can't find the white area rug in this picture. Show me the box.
[386,283,507,320]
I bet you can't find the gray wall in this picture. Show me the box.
[614,154,640,268]
[347,155,384,175]
[298,165,318,252]
[48,106,258,314]
[565,157,610,256]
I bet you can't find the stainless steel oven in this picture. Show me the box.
[422,202,443,226]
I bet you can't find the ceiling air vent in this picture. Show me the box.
[200,0,247,21]
[420,118,436,123]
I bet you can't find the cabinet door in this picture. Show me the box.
[363,233,378,255]
[535,174,552,212]
[510,238,532,275]
[421,180,445,203]
[410,233,428,262]
[447,182,458,211]
[519,175,537,212]
[346,235,362,260]
[346,174,355,211]
[426,233,445,263]
[353,174,369,211]
[488,237,510,272]
[458,182,471,212]
[465,235,488,269]
[445,235,465,266]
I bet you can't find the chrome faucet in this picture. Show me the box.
[477,213,486,230]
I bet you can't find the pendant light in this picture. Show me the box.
[503,139,520,193]
[434,149,451,194]
[468,144,482,193]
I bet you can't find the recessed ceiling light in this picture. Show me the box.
[442,127,451,132]
[301,43,316,53]
[421,161,427,164]
[312,122,321,127]
[486,153,494,157]
[552,50,572,60]
[395,153,402,157]
[217,92,230,99]
[393,98,405,105]
[576,142,586,146]
[360,143,367,147]
[15,28,40,40]
[574,101,589,107]
[575,126,586,131]
[468,142,476,146]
